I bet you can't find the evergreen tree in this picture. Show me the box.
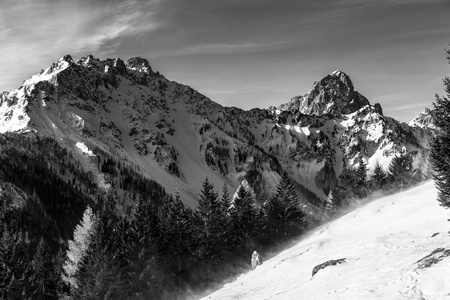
[158,194,193,276]
[228,186,259,250]
[216,184,232,246]
[371,161,387,190]
[50,249,67,299]
[0,223,30,300]
[266,172,305,239]
[219,183,231,215]
[331,167,359,206]
[195,178,220,236]
[431,47,450,207]
[194,178,223,263]
[130,198,166,298]
[0,197,31,300]
[72,214,118,300]
[388,151,413,189]
[355,155,367,187]
[28,237,56,299]
[62,206,98,292]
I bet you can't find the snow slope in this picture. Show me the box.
[201,181,450,300]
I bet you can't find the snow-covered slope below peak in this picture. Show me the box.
[409,108,436,130]
[201,181,450,300]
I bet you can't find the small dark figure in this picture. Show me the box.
[251,250,262,270]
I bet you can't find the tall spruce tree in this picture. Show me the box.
[371,161,387,190]
[431,47,450,208]
[228,186,259,250]
[388,151,413,189]
[72,213,118,300]
[219,183,231,215]
[355,155,367,187]
[29,237,55,299]
[194,178,223,263]
[267,172,305,239]
[331,167,359,206]
[62,206,98,292]
[158,194,193,275]
[355,155,368,198]
[0,218,31,299]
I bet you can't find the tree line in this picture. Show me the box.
[330,150,422,210]
[0,132,307,299]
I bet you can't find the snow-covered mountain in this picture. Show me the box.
[0,55,436,206]
[201,181,450,299]
[409,108,436,130]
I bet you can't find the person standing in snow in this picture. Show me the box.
[251,251,261,270]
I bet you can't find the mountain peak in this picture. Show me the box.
[316,69,354,92]
[59,54,74,63]
[408,107,436,129]
[126,57,153,74]
[279,70,369,116]
[330,69,347,76]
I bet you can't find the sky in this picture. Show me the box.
[1,0,449,122]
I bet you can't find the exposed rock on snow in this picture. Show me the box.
[311,258,346,277]
[415,247,450,270]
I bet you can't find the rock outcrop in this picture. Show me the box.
[312,258,347,277]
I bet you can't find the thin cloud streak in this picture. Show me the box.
[155,41,291,57]
[0,0,159,90]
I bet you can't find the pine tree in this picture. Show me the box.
[0,224,30,300]
[431,47,450,207]
[388,151,413,189]
[228,186,259,250]
[50,249,66,299]
[28,237,55,299]
[219,183,231,215]
[62,206,98,292]
[196,178,220,236]
[331,167,359,206]
[72,214,117,300]
[371,161,387,190]
[0,199,31,300]
[355,155,367,187]
[266,172,305,239]
[194,178,223,262]
[158,194,193,275]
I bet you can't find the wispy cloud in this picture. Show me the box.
[156,41,290,57]
[0,0,160,90]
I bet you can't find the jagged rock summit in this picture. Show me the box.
[409,108,436,129]
[279,70,378,117]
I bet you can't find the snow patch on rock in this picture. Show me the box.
[0,91,31,133]
[76,142,95,156]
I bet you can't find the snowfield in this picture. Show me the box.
[201,181,450,300]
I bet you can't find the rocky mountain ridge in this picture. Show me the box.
[0,55,436,208]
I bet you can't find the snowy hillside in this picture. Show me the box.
[201,181,450,300]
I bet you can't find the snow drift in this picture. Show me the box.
[201,181,450,299]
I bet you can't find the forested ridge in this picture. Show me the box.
[0,133,426,299]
